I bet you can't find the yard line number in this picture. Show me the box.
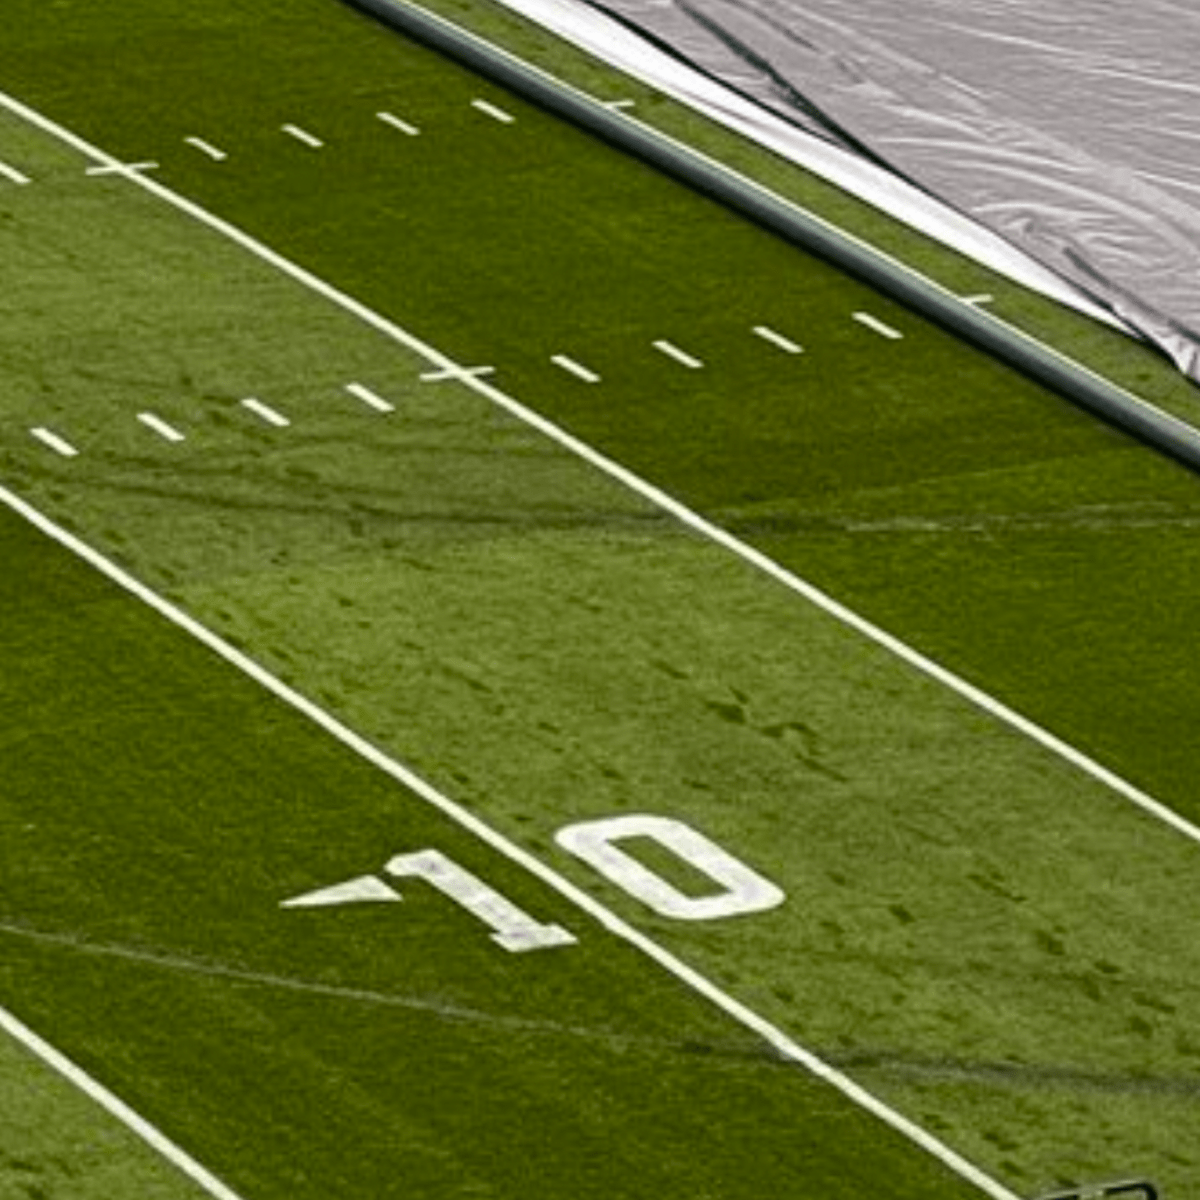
[283,814,784,952]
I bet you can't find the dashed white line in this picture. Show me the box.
[184,136,227,162]
[376,111,420,136]
[652,339,704,369]
[0,159,31,185]
[281,124,324,149]
[29,427,78,457]
[551,354,601,383]
[471,99,515,124]
[853,311,904,340]
[752,325,804,354]
[137,412,186,443]
[345,382,396,413]
[240,397,291,428]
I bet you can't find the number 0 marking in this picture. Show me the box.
[385,849,577,952]
[554,815,785,921]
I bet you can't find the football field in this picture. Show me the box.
[3,2,1200,1198]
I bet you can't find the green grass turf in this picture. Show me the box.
[2,1,1200,1196]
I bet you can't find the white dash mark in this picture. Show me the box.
[0,160,31,185]
[471,99,515,124]
[653,339,704,369]
[29,427,78,457]
[85,161,158,177]
[345,382,395,413]
[853,311,904,340]
[184,136,227,162]
[137,412,186,443]
[551,354,601,383]
[282,124,324,149]
[962,293,995,306]
[752,325,804,354]
[240,397,291,428]
[419,364,495,383]
[376,111,420,136]
[603,99,637,111]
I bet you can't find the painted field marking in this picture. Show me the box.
[185,136,227,162]
[420,363,495,383]
[29,427,78,458]
[0,1005,247,1200]
[240,397,291,429]
[345,382,395,413]
[85,160,157,178]
[752,325,804,354]
[653,339,704,369]
[0,159,31,185]
[853,311,904,340]
[603,99,637,111]
[281,124,324,149]
[137,412,186,443]
[551,354,601,383]
[10,85,1196,1200]
[962,294,995,306]
[471,98,515,124]
[376,111,420,136]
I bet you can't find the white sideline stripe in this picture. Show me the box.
[376,111,420,136]
[652,339,703,368]
[281,124,323,149]
[551,353,601,383]
[0,159,31,185]
[853,311,904,340]
[0,1005,246,1200]
[137,412,186,443]
[185,136,227,162]
[471,98,516,124]
[345,382,395,413]
[752,324,804,354]
[8,85,1195,1200]
[240,397,291,428]
[29,427,78,458]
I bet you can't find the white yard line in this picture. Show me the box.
[0,159,31,185]
[29,427,78,458]
[4,84,1195,1200]
[853,311,904,340]
[471,98,516,124]
[281,124,323,149]
[652,339,703,368]
[345,382,396,413]
[752,325,804,354]
[185,136,227,162]
[551,353,601,383]
[376,111,420,136]
[137,412,186,443]
[420,363,494,383]
[240,397,291,428]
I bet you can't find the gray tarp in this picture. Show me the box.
[496,0,1200,381]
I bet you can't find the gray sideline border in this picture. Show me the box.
[341,0,1200,473]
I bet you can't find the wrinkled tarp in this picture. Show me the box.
[489,0,1200,381]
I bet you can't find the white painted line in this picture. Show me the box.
[137,412,186,443]
[376,111,420,136]
[0,1005,247,1200]
[184,136,227,162]
[471,98,516,124]
[551,354,601,383]
[85,161,158,178]
[752,325,804,354]
[240,397,291,428]
[603,99,637,111]
[29,427,78,457]
[419,363,495,383]
[0,159,31,185]
[652,339,704,369]
[281,124,323,149]
[13,86,1191,1200]
[962,293,995,306]
[853,311,904,340]
[345,382,395,413]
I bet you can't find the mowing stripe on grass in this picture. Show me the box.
[551,353,601,383]
[652,339,703,368]
[853,311,904,339]
[2,84,1191,861]
[281,124,323,149]
[0,1004,247,1200]
[29,427,78,458]
[184,136,227,162]
[376,110,420,135]
[752,324,803,354]
[137,412,186,443]
[471,98,515,123]
[0,159,30,184]
[240,397,291,428]
[345,381,396,412]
